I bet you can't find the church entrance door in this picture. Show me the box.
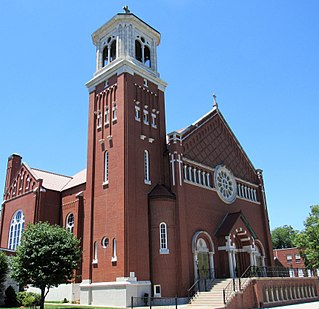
[198,252,210,279]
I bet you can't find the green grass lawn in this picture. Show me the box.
[45,305,118,309]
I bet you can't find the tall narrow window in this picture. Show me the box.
[104,151,109,185]
[8,210,25,250]
[66,213,75,233]
[135,40,142,62]
[144,150,151,184]
[93,241,98,264]
[135,38,151,68]
[135,105,141,121]
[144,46,151,67]
[110,40,116,62]
[151,113,157,128]
[105,106,109,125]
[112,102,117,122]
[97,111,102,129]
[159,222,169,254]
[143,110,149,125]
[112,238,117,262]
[102,46,109,67]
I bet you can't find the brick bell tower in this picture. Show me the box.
[81,7,168,305]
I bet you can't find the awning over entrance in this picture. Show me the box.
[215,211,265,277]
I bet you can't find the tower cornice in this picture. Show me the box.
[92,13,161,46]
[86,57,167,93]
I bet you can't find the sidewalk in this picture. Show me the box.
[266,301,319,309]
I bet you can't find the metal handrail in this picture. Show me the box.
[187,279,200,301]
[223,278,238,304]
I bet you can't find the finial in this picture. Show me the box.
[123,5,130,14]
[213,93,218,109]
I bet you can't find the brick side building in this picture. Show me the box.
[0,9,274,307]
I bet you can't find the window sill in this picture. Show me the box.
[92,259,98,265]
[151,125,157,129]
[135,118,141,122]
[111,256,117,262]
[103,181,109,188]
[144,180,152,185]
[112,119,117,124]
[97,126,102,131]
[159,249,169,254]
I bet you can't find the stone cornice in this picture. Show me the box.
[86,58,167,92]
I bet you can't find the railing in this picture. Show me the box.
[187,268,216,302]
[187,279,200,301]
[223,278,239,305]
[223,265,319,305]
[131,296,178,308]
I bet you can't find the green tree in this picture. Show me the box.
[12,222,81,309]
[295,205,319,269]
[0,250,9,293]
[271,225,298,249]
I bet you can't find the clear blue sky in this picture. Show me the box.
[1,0,319,231]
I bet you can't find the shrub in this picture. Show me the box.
[4,285,17,307]
[17,291,41,307]
[62,297,68,303]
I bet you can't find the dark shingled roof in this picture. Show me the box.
[215,212,242,237]
[215,211,257,239]
[149,184,175,199]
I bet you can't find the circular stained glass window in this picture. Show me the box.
[214,165,237,204]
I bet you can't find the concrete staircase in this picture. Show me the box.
[187,278,233,309]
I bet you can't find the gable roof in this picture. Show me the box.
[215,211,257,239]
[170,107,256,173]
[62,169,87,191]
[30,168,72,191]
[149,184,175,199]
[7,160,86,193]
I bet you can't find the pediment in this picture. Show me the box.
[4,163,38,200]
[182,110,257,183]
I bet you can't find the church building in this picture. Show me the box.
[0,9,274,307]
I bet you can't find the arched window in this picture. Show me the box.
[144,150,150,184]
[93,241,98,264]
[112,238,117,262]
[110,40,116,62]
[66,213,74,233]
[8,210,25,250]
[135,40,142,62]
[144,46,151,67]
[159,222,169,254]
[104,151,109,184]
[135,38,151,68]
[102,38,117,68]
[102,46,109,67]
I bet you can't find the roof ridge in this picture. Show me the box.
[31,167,72,179]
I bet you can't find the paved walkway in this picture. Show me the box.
[266,301,319,309]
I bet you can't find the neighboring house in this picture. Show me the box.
[0,8,274,307]
[273,247,317,277]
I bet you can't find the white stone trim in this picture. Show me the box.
[183,157,215,172]
[184,180,215,191]
[86,58,167,92]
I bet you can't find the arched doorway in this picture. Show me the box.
[192,231,215,281]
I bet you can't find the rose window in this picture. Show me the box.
[214,165,237,203]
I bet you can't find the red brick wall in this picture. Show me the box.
[228,277,319,309]
[273,248,306,269]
